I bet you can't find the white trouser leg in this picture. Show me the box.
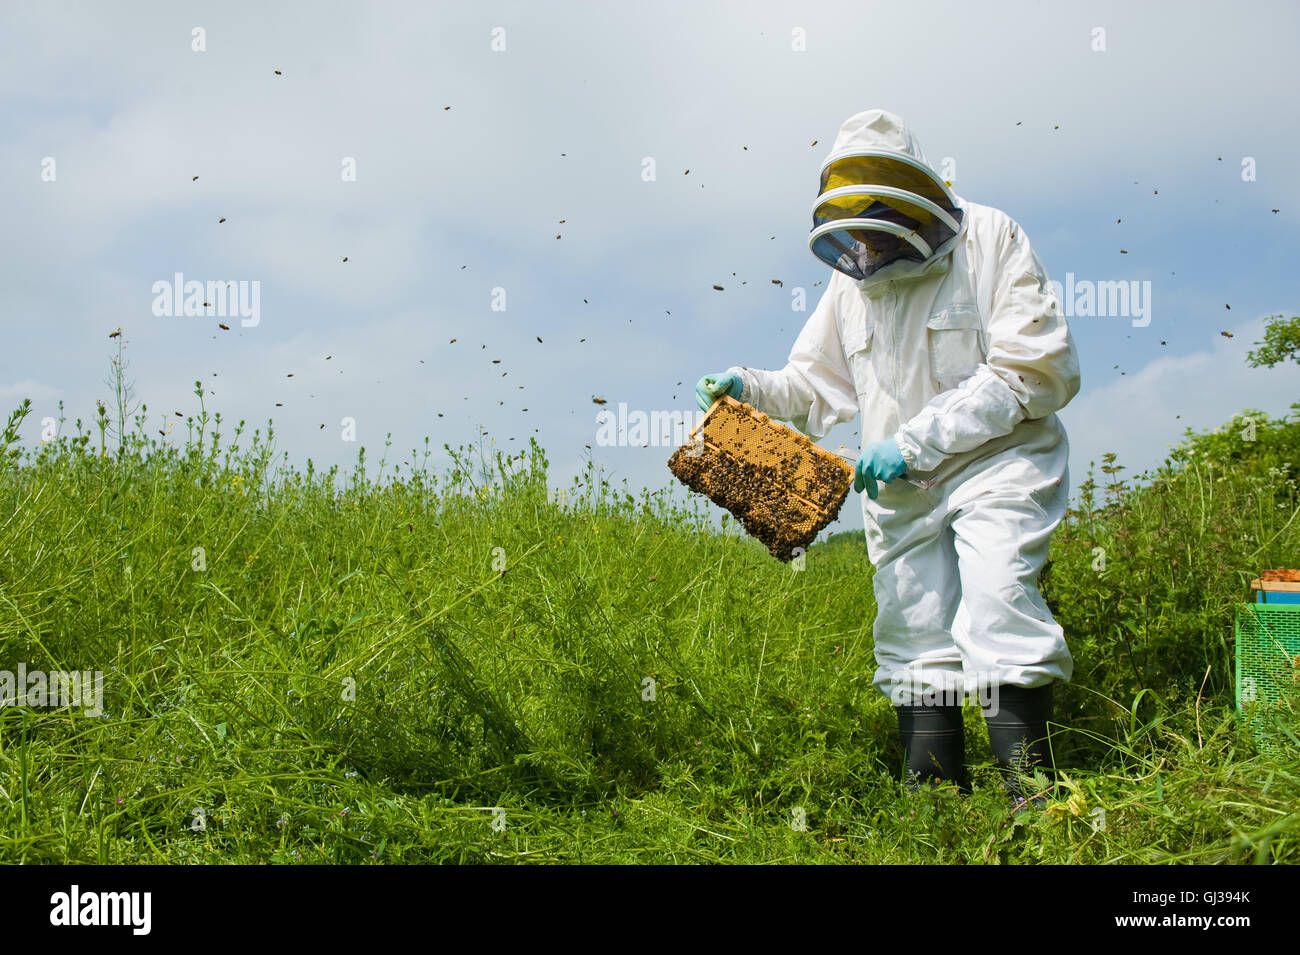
[947,463,1073,692]
[867,482,965,706]
[867,417,1073,704]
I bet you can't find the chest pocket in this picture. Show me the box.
[925,305,985,389]
[842,314,875,396]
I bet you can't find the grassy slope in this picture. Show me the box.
[0,400,1297,864]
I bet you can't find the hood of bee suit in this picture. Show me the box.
[808,109,967,287]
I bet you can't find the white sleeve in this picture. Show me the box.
[894,220,1081,473]
[726,283,858,440]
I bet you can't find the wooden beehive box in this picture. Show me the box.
[1251,569,1300,605]
[667,395,854,561]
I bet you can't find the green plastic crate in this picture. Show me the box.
[1234,603,1300,754]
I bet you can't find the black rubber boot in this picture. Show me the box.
[896,703,968,792]
[983,683,1054,807]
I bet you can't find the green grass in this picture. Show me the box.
[0,387,1298,864]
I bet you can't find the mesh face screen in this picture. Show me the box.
[810,152,963,281]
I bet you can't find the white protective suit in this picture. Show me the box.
[727,110,1081,705]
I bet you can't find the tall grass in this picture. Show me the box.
[0,384,1297,863]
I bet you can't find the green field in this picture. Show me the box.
[1,375,1298,864]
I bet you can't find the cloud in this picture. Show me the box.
[1059,312,1297,490]
[0,379,60,406]
[2,0,1297,553]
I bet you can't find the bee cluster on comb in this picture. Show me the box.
[667,396,854,561]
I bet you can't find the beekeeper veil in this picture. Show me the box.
[809,110,964,282]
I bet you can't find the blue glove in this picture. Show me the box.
[695,372,742,411]
[854,439,908,499]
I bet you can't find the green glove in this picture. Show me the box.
[695,372,742,411]
[854,439,908,499]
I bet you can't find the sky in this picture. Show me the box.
[2,0,1297,535]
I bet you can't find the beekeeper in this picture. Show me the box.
[695,109,1080,801]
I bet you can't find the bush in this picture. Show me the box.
[1042,404,1300,760]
